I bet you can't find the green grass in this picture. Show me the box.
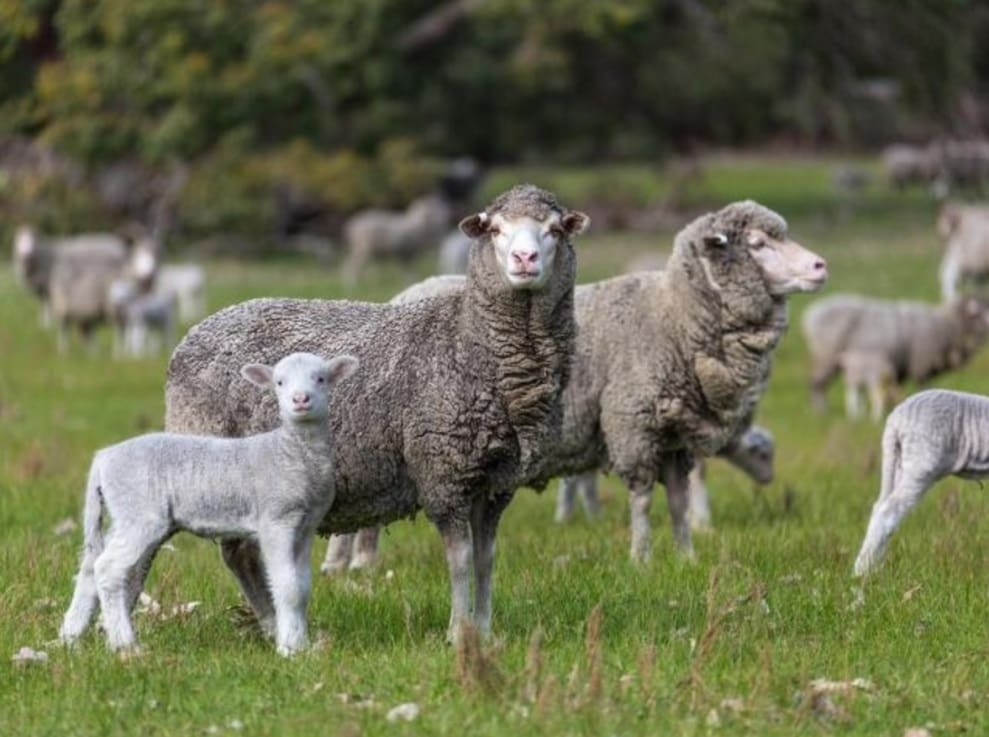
[2,157,988,736]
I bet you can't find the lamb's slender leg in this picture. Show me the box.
[854,474,935,576]
[320,533,354,575]
[844,377,864,419]
[577,473,602,518]
[628,483,654,563]
[663,454,695,558]
[259,528,311,656]
[470,495,510,638]
[61,549,100,644]
[940,251,960,302]
[94,528,160,652]
[867,375,887,423]
[437,518,473,644]
[686,461,713,532]
[555,477,579,523]
[221,539,277,637]
[350,527,380,570]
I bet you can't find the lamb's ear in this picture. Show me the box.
[326,355,359,385]
[561,210,591,237]
[459,212,490,238]
[240,363,274,387]
[703,233,729,249]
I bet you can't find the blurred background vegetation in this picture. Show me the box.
[1,0,987,247]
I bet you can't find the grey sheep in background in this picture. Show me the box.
[60,352,359,655]
[342,194,453,281]
[803,293,989,421]
[11,225,130,328]
[108,278,179,359]
[937,203,989,301]
[854,389,989,576]
[331,201,826,564]
[437,228,473,274]
[552,424,774,528]
[155,263,207,323]
[881,144,936,190]
[165,185,590,642]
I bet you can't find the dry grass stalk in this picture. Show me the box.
[584,604,604,703]
[523,627,544,703]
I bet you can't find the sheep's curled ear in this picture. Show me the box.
[459,212,489,238]
[561,210,591,237]
[703,233,729,249]
[241,363,274,387]
[326,354,360,384]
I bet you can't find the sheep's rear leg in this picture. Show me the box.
[844,376,865,419]
[628,483,654,563]
[320,533,354,575]
[60,550,100,645]
[809,362,838,412]
[470,495,510,638]
[438,518,473,645]
[853,473,935,576]
[577,473,602,518]
[555,476,579,523]
[663,454,695,558]
[260,528,313,656]
[350,527,380,570]
[221,538,277,637]
[94,527,163,652]
[686,461,713,532]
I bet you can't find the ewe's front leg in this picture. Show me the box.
[628,483,654,563]
[663,456,695,558]
[221,539,277,637]
[350,527,380,570]
[577,472,602,518]
[437,517,473,645]
[686,461,713,532]
[555,476,579,523]
[469,495,511,638]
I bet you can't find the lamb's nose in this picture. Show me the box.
[293,392,310,405]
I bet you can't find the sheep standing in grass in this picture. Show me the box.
[327,202,824,564]
[803,293,989,420]
[853,389,989,575]
[155,263,207,323]
[937,203,989,301]
[108,278,178,359]
[165,185,589,641]
[60,352,359,655]
[343,195,452,281]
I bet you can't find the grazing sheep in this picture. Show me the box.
[881,144,936,191]
[552,424,774,528]
[853,389,989,576]
[343,194,453,281]
[11,225,129,328]
[60,352,359,655]
[937,203,989,301]
[165,185,589,641]
[803,293,989,420]
[155,263,207,323]
[331,201,825,563]
[108,278,178,359]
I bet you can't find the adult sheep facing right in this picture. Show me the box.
[165,185,589,642]
[802,293,989,421]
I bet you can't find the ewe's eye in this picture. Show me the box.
[276,380,284,387]
[547,226,564,239]
[489,226,502,237]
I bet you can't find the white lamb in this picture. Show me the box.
[59,351,359,656]
[853,389,989,576]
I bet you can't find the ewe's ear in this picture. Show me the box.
[562,210,591,237]
[702,233,729,249]
[326,355,359,385]
[240,363,274,387]
[459,212,490,238]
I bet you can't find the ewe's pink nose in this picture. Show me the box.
[511,250,539,266]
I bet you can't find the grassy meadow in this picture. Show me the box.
[2,156,987,736]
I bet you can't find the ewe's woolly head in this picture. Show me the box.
[459,184,590,291]
[736,425,775,484]
[241,351,359,423]
[676,200,827,297]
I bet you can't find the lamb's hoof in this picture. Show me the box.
[115,645,144,661]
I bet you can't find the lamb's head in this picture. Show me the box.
[676,200,827,297]
[459,184,590,291]
[729,425,775,485]
[241,352,359,424]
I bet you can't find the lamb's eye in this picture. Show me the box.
[317,376,325,383]
[276,380,283,387]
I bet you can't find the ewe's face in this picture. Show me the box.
[460,208,590,291]
[736,429,775,485]
[743,228,827,295]
[241,353,359,423]
[13,226,34,263]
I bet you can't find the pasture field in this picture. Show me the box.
[2,158,987,736]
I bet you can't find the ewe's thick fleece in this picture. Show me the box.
[165,186,576,533]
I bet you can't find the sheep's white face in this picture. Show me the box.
[744,228,828,295]
[241,352,359,424]
[13,226,35,261]
[460,207,590,291]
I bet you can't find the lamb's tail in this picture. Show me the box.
[878,420,901,501]
[82,459,105,559]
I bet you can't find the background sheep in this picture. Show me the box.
[803,293,989,420]
[108,278,179,359]
[165,185,589,642]
[937,203,989,301]
[154,263,207,323]
[60,352,359,655]
[853,389,989,576]
[881,144,936,191]
[342,194,453,281]
[437,229,473,274]
[331,202,825,563]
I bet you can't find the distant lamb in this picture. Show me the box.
[165,185,589,642]
[937,203,989,301]
[327,201,825,564]
[343,194,452,281]
[155,263,207,323]
[108,278,178,359]
[60,352,359,655]
[803,293,989,420]
[853,389,989,575]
